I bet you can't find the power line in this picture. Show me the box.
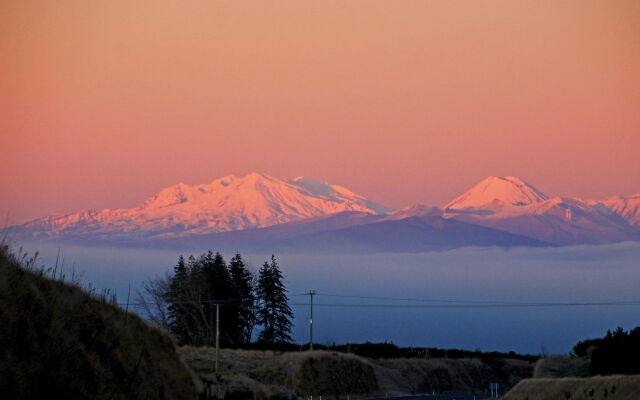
[313,292,640,306]
[316,292,544,304]
[122,300,640,309]
[284,301,640,308]
[121,294,640,309]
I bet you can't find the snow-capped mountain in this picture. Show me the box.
[445,176,548,215]
[16,173,391,240]
[443,176,639,244]
[13,173,639,248]
[589,195,640,227]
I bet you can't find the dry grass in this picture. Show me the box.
[181,347,378,400]
[502,375,640,400]
[534,355,590,378]
[180,347,535,399]
[373,357,533,395]
[0,246,199,399]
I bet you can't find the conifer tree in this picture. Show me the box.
[200,251,233,345]
[257,255,293,344]
[167,255,197,344]
[164,250,270,347]
[257,261,274,343]
[166,251,233,345]
[229,253,257,344]
[184,253,207,343]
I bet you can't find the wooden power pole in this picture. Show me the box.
[215,303,220,373]
[308,290,316,351]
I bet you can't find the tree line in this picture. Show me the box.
[573,326,640,375]
[140,251,293,347]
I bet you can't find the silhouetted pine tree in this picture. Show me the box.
[166,255,197,344]
[257,261,274,343]
[257,255,293,344]
[200,251,234,345]
[165,251,234,345]
[166,250,283,347]
[229,253,257,344]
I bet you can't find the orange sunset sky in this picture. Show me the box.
[1,1,639,224]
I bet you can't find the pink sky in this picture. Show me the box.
[2,1,639,224]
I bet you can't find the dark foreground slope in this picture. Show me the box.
[0,245,198,399]
[502,375,640,400]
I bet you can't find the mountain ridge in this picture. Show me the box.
[442,177,640,245]
[11,173,640,248]
[16,173,391,240]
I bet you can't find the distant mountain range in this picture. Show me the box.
[442,176,640,245]
[11,173,640,251]
[14,173,390,240]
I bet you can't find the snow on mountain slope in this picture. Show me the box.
[443,176,639,244]
[451,198,638,245]
[383,204,443,220]
[445,176,548,215]
[15,172,639,248]
[287,176,391,214]
[17,173,391,240]
[590,195,640,227]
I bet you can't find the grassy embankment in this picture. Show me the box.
[0,244,199,399]
[180,346,534,399]
[502,355,640,400]
[502,375,640,400]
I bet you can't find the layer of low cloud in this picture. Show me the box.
[20,241,640,354]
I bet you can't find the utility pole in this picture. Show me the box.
[308,290,316,351]
[215,303,220,373]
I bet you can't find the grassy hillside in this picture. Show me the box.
[0,245,199,399]
[375,356,532,395]
[181,347,378,400]
[502,375,640,400]
[533,355,590,378]
[180,347,534,398]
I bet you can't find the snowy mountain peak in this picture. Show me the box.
[445,176,548,213]
[441,177,639,245]
[17,173,391,240]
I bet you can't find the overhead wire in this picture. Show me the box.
[288,301,640,308]
[120,293,640,309]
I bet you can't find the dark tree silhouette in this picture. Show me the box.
[257,255,293,344]
[574,326,640,375]
[229,253,257,344]
[161,251,293,347]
